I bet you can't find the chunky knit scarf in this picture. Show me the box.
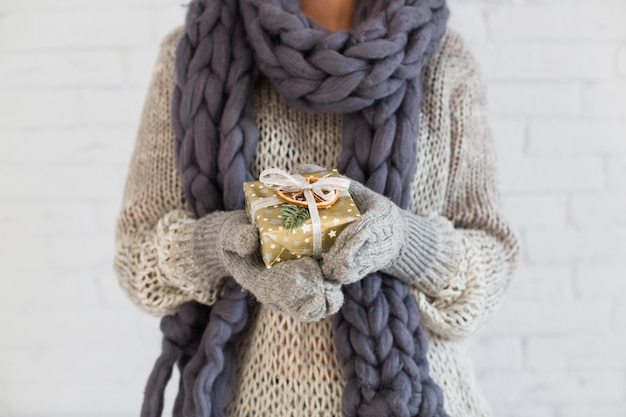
[142,0,451,416]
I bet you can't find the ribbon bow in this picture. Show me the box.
[259,168,350,203]
[258,168,350,259]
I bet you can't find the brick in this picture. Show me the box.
[490,118,526,162]
[0,127,136,165]
[0,202,98,236]
[583,82,626,117]
[608,157,626,190]
[98,269,139,310]
[0,270,98,310]
[447,3,488,42]
[560,405,626,417]
[615,302,626,334]
[136,312,165,344]
[0,164,128,202]
[0,10,153,51]
[506,265,574,301]
[97,201,124,236]
[155,5,187,41]
[0,130,24,155]
[0,51,124,88]
[78,89,146,125]
[0,380,142,415]
[2,0,172,8]
[471,43,615,81]
[575,264,626,298]
[488,5,626,41]
[489,404,555,417]
[527,336,626,370]
[571,193,626,228]
[487,83,581,116]
[618,45,626,77]
[501,195,568,229]
[529,120,626,155]
[126,46,160,87]
[526,228,626,263]
[0,344,158,383]
[481,300,611,336]
[480,371,625,404]
[0,395,7,416]
[499,157,604,193]
[0,237,50,273]
[0,90,78,128]
[469,336,523,371]
[49,234,115,269]
[0,309,141,348]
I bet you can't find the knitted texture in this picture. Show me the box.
[166,0,450,415]
[381,211,462,292]
[141,301,211,417]
[243,0,449,208]
[113,24,520,417]
[169,1,259,414]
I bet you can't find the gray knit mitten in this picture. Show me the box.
[191,210,260,276]
[320,180,403,284]
[194,210,343,322]
[321,180,462,293]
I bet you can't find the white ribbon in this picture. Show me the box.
[249,195,284,226]
[257,168,351,259]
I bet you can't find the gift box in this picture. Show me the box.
[244,168,360,268]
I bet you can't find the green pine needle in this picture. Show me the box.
[281,203,311,231]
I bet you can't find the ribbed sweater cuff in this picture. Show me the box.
[382,212,463,296]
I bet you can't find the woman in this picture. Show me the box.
[113,0,520,415]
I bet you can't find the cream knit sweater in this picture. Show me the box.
[114,25,520,417]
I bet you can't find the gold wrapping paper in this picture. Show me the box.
[244,169,361,268]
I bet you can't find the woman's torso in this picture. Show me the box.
[225,63,490,415]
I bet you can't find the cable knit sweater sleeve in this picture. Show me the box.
[407,35,521,340]
[113,29,224,316]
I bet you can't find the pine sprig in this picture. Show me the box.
[280,203,311,231]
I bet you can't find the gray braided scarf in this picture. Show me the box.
[142,0,451,416]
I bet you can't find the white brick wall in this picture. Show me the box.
[0,1,624,416]
[452,2,626,416]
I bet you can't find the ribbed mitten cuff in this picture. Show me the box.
[157,210,230,292]
[382,212,463,296]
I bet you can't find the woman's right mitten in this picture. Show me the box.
[193,210,344,322]
[223,253,344,323]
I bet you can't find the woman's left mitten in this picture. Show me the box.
[321,180,405,284]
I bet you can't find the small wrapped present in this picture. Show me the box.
[244,168,361,268]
